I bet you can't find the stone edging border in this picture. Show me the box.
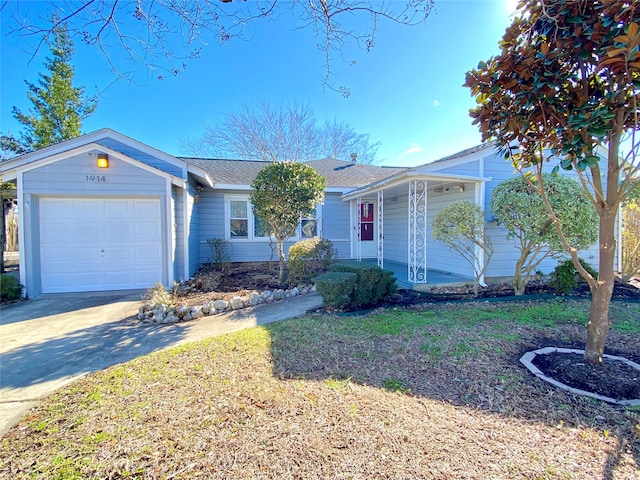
[519,347,640,406]
[138,284,316,324]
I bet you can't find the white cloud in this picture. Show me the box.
[432,99,441,107]
[404,143,423,155]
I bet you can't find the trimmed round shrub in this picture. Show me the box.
[319,261,397,309]
[288,237,336,285]
[313,271,357,308]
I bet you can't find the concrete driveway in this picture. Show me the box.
[0,291,322,438]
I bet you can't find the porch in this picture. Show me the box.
[362,258,473,290]
[344,174,487,290]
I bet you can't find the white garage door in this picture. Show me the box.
[40,198,163,293]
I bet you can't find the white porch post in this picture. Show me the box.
[356,196,362,262]
[408,180,427,283]
[377,190,384,269]
[475,180,487,287]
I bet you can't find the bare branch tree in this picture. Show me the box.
[320,119,379,164]
[5,0,434,88]
[180,100,379,163]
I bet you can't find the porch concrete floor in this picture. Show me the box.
[362,258,472,290]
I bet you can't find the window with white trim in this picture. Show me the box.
[229,199,249,239]
[225,195,322,241]
[301,208,318,238]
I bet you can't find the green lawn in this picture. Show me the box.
[1,298,639,479]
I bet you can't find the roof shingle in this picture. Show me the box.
[181,157,407,189]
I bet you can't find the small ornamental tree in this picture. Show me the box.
[432,201,494,297]
[491,174,598,295]
[464,0,640,365]
[250,162,326,282]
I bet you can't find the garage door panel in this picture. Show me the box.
[134,269,164,284]
[42,272,102,293]
[135,245,162,261]
[73,200,101,217]
[104,223,131,239]
[134,200,160,216]
[40,198,163,293]
[42,247,101,265]
[104,200,131,216]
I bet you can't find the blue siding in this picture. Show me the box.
[320,193,350,259]
[195,189,352,263]
[382,192,408,264]
[172,186,185,281]
[23,154,166,195]
[187,183,200,276]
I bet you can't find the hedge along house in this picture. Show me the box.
[0,128,619,297]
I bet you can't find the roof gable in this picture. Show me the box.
[0,128,189,180]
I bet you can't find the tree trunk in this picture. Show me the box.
[583,208,616,365]
[276,238,286,283]
[513,255,527,295]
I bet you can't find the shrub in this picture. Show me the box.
[317,261,397,308]
[550,258,598,294]
[432,201,493,297]
[490,174,598,295]
[288,237,336,285]
[0,274,22,301]
[313,271,357,308]
[141,282,176,309]
[207,238,232,272]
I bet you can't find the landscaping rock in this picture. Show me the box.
[202,301,216,315]
[249,292,261,306]
[176,306,191,319]
[214,300,229,311]
[230,296,244,310]
[191,306,205,319]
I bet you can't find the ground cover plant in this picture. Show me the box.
[1,299,638,479]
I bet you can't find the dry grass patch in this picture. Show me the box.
[1,299,639,479]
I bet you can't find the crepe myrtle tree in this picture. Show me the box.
[250,162,326,282]
[491,174,598,295]
[432,201,494,297]
[464,0,640,365]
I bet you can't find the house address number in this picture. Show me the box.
[86,175,106,183]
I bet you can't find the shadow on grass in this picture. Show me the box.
[262,301,640,478]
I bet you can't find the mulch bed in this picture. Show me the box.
[532,351,640,401]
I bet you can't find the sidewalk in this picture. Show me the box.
[0,292,323,438]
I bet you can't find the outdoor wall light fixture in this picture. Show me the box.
[97,153,109,168]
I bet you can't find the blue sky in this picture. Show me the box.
[1,1,517,166]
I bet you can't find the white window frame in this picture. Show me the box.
[225,194,323,242]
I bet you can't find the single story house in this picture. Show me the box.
[0,128,619,297]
